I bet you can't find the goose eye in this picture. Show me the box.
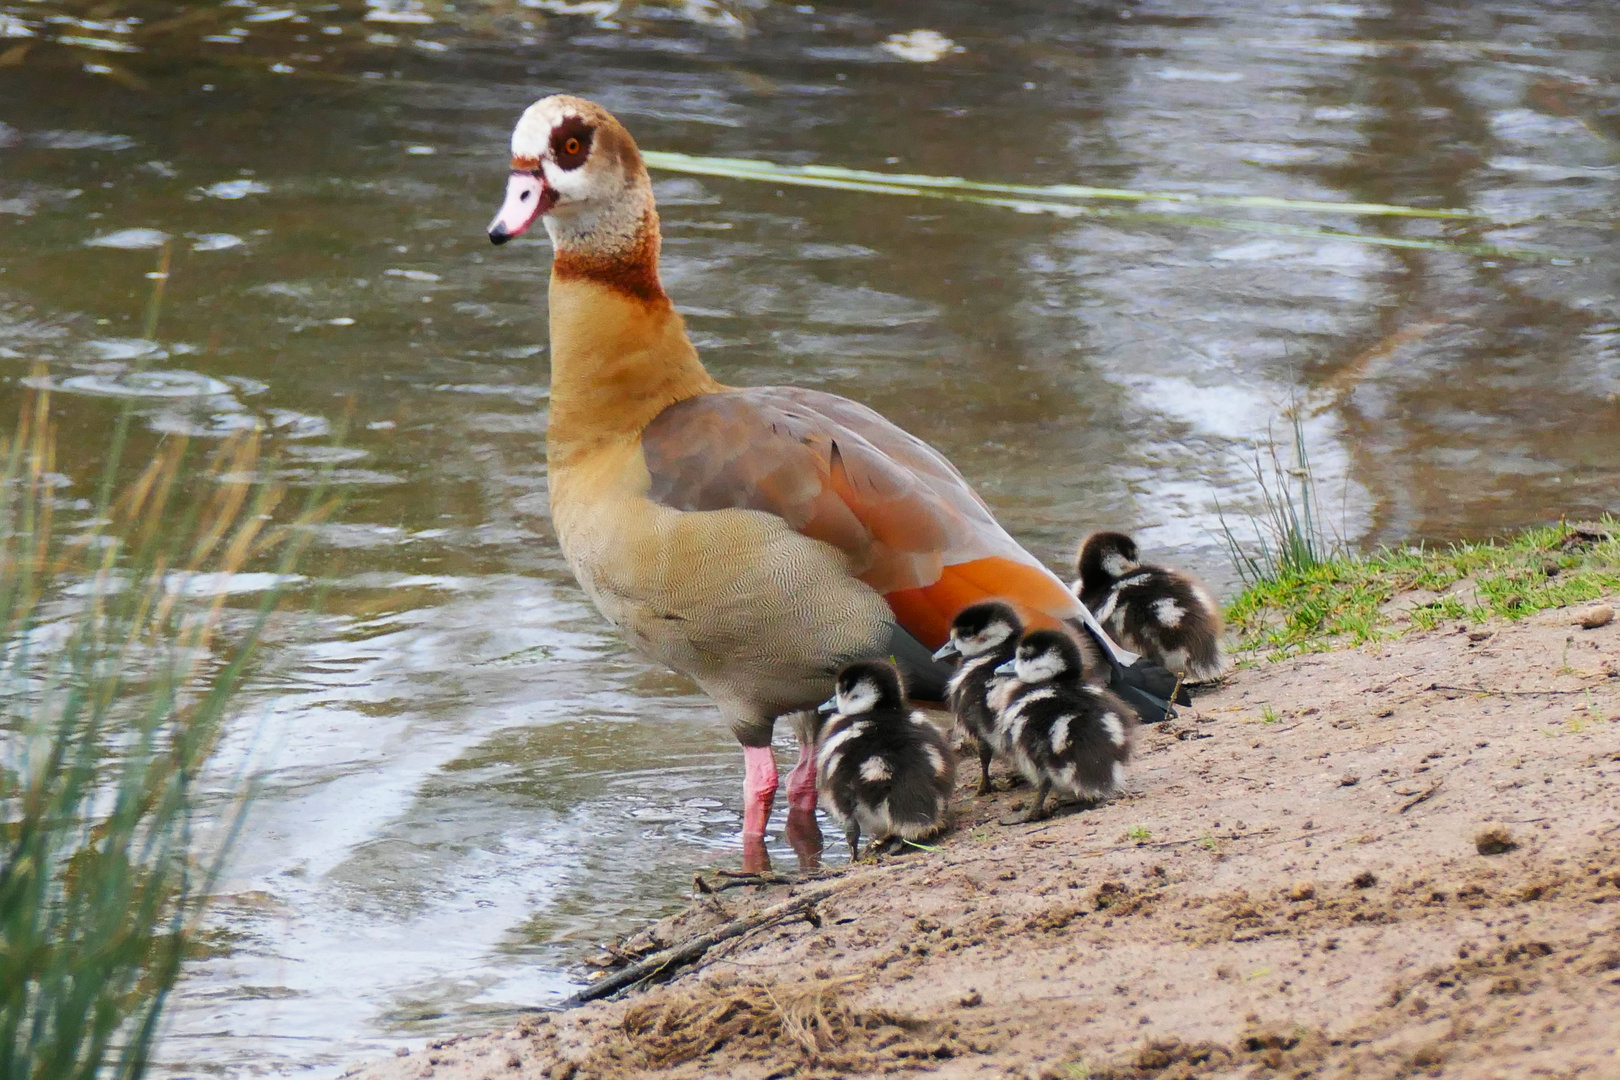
[564,137,580,156]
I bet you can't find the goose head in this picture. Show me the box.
[488,95,656,260]
[820,660,907,718]
[997,629,1085,684]
[934,600,1024,661]
[1075,530,1141,587]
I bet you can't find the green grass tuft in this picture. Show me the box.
[1227,519,1620,658]
[1216,408,1340,588]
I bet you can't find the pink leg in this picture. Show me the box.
[741,745,779,838]
[741,745,779,874]
[783,735,823,871]
[785,738,819,814]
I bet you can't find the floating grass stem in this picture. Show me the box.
[642,151,1538,258]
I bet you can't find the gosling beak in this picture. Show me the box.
[817,696,838,716]
[487,171,555,245]
[931,640,959,661]
[993,660,1016,676]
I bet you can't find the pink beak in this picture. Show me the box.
[488,171,555,245]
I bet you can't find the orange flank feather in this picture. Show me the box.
[880,556,1079,651]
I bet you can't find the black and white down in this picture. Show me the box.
[938,601,1024,795]
[1073,531,1228,684]
[815,661,954,852]
[993,629,1136,819]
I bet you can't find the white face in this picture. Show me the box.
[836,677,882,716]
[511,99,601,207]
[489,97,629,247]
[1101,551,1135,578]
[1014,646,1070,683]
[954,618,1016,658]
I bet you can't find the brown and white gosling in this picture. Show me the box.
[992,629,1136,822]
[934,601,1024,795]
[815,661,954,858]
[1073,531,1228,685]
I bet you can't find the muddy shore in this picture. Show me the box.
[348,595,1620,1080]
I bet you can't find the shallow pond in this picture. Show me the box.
[2,0,1618,1074]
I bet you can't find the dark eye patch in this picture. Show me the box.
[551,117,594,171]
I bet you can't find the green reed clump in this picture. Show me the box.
[1216,408,1339,587]
[0,382,327,1080]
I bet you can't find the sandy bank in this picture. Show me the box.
[348,595,1620,1080]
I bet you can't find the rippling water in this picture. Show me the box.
[2,0,1618,1074]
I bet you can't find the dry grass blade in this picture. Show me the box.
[590,975,948,1075]
[0,363,335,1080]
[764,974,863,1056]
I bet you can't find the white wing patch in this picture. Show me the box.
[1100,711,1126,748]
[1151,597,1186,628]
[987,675,1019,714]
[1050,715,1072,755]
[859,756,893,782]
[924,743,947,776]
[1002,686,1057,729]
[816,718,870,772]
[947,653,999,697]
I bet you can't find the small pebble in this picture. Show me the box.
[1576,604,1614,630]
[1475,825,1517,856]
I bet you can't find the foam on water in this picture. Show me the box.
[84,228,169,249]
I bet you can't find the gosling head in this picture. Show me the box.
[1076,530,1141,587]
[820,660,907,718]
[487,94,655,260]
[999,629,1086,685]
[934,601,1024,662]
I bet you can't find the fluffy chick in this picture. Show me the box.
[1074,531,1228,684]
[816,661,954,857]
[993,629,1136,822]
[934,601,1024,795]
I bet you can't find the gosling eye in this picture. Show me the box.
[520,191,531,202]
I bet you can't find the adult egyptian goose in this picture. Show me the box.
[486,95,1177,865]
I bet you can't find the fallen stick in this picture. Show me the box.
[1399,777,1444,813]
[553,872,876,1009]
[1425,682,1595,697]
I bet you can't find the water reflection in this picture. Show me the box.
[2,0,1618,1074]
